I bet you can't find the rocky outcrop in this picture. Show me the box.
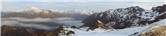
[151,4,166,14]
[81,5,166,30]
[1,25,75,36]
[150,4,166,22]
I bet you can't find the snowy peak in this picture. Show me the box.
[28,7,42,13]
[24,7,51,14]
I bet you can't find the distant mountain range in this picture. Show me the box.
[2,7,89,18]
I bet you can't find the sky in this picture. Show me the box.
[1,0,166,12]
[2,0,166,2]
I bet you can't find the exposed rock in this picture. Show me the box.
[85,20,109,31]
[71,26,77,28]
[151,13,166,23]
[151,4,166,14]
[81,6,164,30]
[66,31,75,36]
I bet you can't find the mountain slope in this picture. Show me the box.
[81,4,166,30]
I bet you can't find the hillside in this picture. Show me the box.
[81,4,166,30]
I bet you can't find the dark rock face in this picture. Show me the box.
[81,6,165,30]
[151,4,166,14]
[151,13,166,23]
[155,13,166,20]
[150,4,166,23]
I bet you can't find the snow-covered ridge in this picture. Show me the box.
[81,4,166,30]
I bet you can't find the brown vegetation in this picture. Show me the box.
[139,25,166,36]
[1,25,75,36]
